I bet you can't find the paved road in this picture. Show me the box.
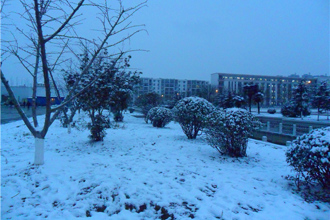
[1,105,46,124]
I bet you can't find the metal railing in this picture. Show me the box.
[256,115,330,136]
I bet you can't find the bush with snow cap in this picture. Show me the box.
[286,127,330,188]
[267,108,276,114]
[87,114,110,141]
[146,107,173,128]
[173,97,215,139]
[205,108,260,157]
[281,101,311,117]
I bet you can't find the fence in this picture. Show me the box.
[256,116,330,136]
[252,115,330,145]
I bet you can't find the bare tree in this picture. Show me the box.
[1,0,147,165]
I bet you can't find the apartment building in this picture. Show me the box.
[211,73,317,106]
[136,77,209,99]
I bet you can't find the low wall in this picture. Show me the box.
[252,130,297,145]
[255,115,330,136]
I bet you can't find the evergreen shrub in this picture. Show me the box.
[88,114,110,141]
[146,107,173,128]
[173,97,215,139]
[205,108,260,157]
[286,127,330,188]
[281,101,311,117]
[267,108,276,114]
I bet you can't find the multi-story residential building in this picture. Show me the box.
[136,77,209,99]
[211,73,317,106]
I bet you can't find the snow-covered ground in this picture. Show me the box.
[1,113,329,219]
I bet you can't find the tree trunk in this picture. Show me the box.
[34,137,44,165]
[317,106,320,121]
[258,102,260,114]
[68,123,71,134]
[32,75,38,127]
[32,44,40,127]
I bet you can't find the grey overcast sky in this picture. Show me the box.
[129,0,329,81]
[2,0,329,85]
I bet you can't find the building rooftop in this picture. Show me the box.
[211,72,312,80]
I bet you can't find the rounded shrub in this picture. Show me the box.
[267,108,276,114]
[286,127,330,188]
[128,107,135,113]
[146,107,173,128]
[173,97,215,139]
[205,108,261,157]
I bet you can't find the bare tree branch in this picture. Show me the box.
[0,0,8,13]
[2,0,148,164]
[1,70,37,136]
[44,0,84,43]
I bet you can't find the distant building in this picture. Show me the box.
[136,77,209,99]
[211,73,317,106]
[26,96,64,106]
[1,85,32,103]
[1,83,66,106]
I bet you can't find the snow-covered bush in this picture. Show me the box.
[109,69,141,122]
[135,92,161,120]
[286,127,330,188]
[205,108,261,157]
[128,107,135,113]
[146,107,173,128]
[281,82,311,118]
[173,97,215,139]
[267,108,276,114]
[281,101,311,117]
[113,111,124,122]
[87,114,110,141]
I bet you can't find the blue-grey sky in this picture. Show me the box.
[129,0,329,81]
[2,0,329,85]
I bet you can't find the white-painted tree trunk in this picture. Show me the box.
[68,123,71,134]
[34,138,44,165]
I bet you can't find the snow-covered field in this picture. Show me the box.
[1,113,329,219]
